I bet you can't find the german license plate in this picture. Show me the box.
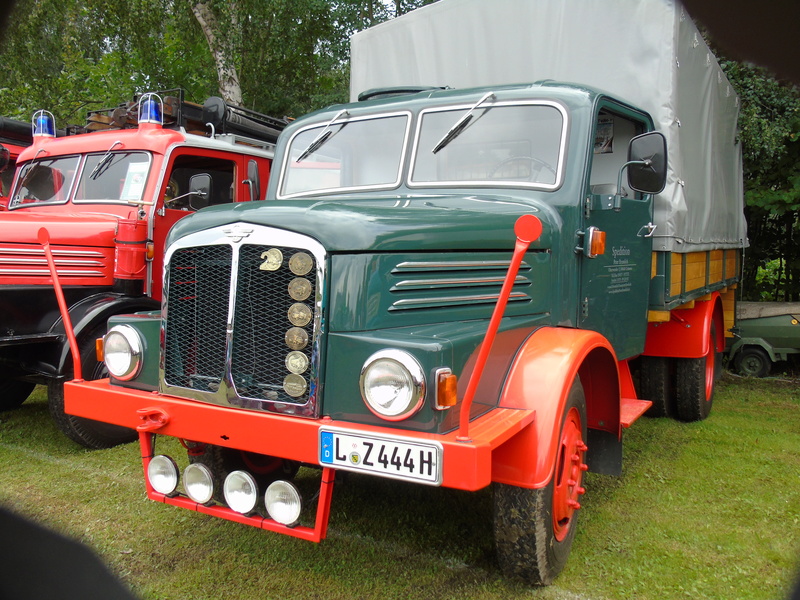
[319,428,442,485]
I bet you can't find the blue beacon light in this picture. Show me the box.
[138,93,163,125]
[32,110,56,138]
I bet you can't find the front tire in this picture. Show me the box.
[494,377,588,586]
[48,325,138,449]
[0,380,36,412]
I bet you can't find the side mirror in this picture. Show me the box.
[627,131,667,194]
[244,159,260,202]
[188,173,212,210]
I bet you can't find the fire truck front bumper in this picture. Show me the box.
[65,378,535,541]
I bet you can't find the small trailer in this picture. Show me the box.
[729,302,800,377]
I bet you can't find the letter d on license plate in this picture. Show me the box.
[319,428,442,485]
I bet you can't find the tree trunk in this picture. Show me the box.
[191,0,243,105]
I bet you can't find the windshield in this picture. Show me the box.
[10,155,80,207]
[280,113,409,198]
[74,151,151,203]
[411,102,567,189]
[10,151,151,208]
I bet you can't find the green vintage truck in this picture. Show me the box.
[62,0,747,586]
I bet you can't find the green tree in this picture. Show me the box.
[722,61,800,301]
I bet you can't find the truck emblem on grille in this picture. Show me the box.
[222,225,254,243]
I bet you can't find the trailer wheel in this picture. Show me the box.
[48,325,138,449]
[675,322,718,422]
[638,356,673,417]
[0,380,35,412]
[189,444,300,504]
[494,377,587,586]
[734,347,771,378]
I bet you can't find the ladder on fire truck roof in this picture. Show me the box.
[79,88,288,149]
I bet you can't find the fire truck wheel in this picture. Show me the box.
[493,377,587,586]
[675,321,718,422]
[0,380,35,412]
[189,444,300,504]
[48,325,138,449]
[638,356,674,418]
[733,347,771,378]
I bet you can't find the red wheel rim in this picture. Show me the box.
[552,406,587,542]
[703,332,716,401]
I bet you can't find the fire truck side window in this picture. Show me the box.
[164,155,236,211]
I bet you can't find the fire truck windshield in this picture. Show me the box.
[10,151,151,208]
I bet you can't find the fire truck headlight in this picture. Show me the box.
[224,471,259,514]
[147,455,179,496]
[265,480,302,526]
[183,463,214,505]
[360,350,425,420]
[103,325,143,381]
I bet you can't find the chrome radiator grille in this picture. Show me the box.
[162,228,323,416]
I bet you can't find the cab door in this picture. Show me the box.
[578,106,654,360]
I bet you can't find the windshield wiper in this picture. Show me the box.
[295,109,350,163]
[89,140,122,180]
[432,92,495,154]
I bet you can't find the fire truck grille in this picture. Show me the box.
[162,239,320,414]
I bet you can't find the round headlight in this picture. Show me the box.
[360,350,425,420]
[223,470,259,514]
[264,480,302,526]
[147,455,179,496]
[184,463,214,505]
[104,324,143,381]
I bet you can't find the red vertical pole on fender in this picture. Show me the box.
[457,215,543,441]
[38,227,82,381]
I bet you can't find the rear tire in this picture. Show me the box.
[494,377,588,586]
[0,380,35,412]
[675,321,718,422]
[48,325,137,449]
[638,356,673,417]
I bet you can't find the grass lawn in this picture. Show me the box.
[0,374,798,600]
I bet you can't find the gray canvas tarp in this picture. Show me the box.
[350,0,747,253]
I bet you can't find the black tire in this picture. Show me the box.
[494,377,588,586]
[638,356,674,418]
[0,380,36,412]
[675,321,718,422]
[189,444,300,504]
[734,347,771,378]
[48,325,138,449]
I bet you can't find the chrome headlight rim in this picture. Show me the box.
[183,463,215,505]
[147,455,179,496]
[223,470,259,515]
[103,324,143,381]
[359,349,425,421]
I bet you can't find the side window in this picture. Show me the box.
[164,155,236,211]
[588,110,645,197]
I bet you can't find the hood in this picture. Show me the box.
[167,194,558,253]
[0,210,120,247]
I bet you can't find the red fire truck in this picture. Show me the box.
[0,91,286,449]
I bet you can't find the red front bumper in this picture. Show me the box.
[66,379,536,490]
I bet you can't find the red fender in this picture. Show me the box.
[644,294,723,358]
[491,327,621,489]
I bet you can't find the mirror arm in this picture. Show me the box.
[614,159,648,211]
